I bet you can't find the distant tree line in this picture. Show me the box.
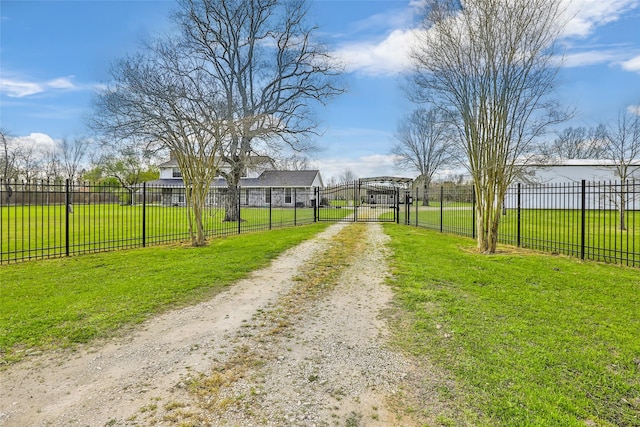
[0,129,159,190]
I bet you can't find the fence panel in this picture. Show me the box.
[414,184,475,238]
[412,180,639,267]
[0,180,316,264]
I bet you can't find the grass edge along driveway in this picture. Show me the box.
[384,224,639,427]
[0,223,330,365]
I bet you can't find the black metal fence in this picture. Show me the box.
[1,180,316,264]
[407,180,639,267]
[2,179,639,268]
[315,182,400,222]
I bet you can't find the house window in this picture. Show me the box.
[265,189,271,204]
[285,188,292,204]
[172,168,182,178]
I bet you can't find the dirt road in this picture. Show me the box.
[0,223,425,426]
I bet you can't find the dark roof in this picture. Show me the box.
[143,170,321,188]
[256,170,321,187]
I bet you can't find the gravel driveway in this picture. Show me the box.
[0,223,427,426]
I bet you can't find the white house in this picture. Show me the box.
[145,157,323,208]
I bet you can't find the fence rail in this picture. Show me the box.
[1,180,316,264]
[408,180,639,267]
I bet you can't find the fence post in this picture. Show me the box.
[517,183,521,247]
[396,188,400,224]
[238,186,242,235]
[581,180,586,260]
[440,186,444,233]
[354,181,358,222]
[415,187,419,227]
[404,190,409,225]
[65,179,70,257]
[313,187,317,222]
[269,187,272,230]
[142,182,147,248]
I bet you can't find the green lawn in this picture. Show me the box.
[1,204,316,262]
[409,206,640,266]
[0,223,329,363]
[385,224,640,426]
[2,222,638,425]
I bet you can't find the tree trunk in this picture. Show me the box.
[3,180,12,203]
[192,200,207,246]
[475,184,503,254]
[223,161,244,222]
[185,181,209,246]
[619,187,627,231]
[422,181,430,207]
[223,186,240,222]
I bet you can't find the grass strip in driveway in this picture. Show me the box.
[0,223,329,364]
[384,224,640,427]
[182,223,369,424]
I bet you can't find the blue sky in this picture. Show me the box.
[1,0,639,181]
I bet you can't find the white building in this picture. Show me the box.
[523,159,639,184]
[505,160,640,210]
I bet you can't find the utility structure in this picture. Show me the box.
[316,176,413,223]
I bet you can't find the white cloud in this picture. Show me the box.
[561,0,640,38]
[329,0,428,76]
[561,48,635,67]
[0,79,43,97]
[9,133,58,153]
[627,104,640,116]
[0,75,77,98]
[331,0,639,76]
[47,77,76,90]
[620,55,640,73]
[333,28,421,76]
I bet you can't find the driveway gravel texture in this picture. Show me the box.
[1,222,454,427]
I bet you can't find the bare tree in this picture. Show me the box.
[541,126,606,160]
[274,154,311,171]
[1,129,17,201]
[176,0,343,221]
[14,140,41,184]
[92,39,228,246]
[411,0,568,253]
[41,146,63,182]
[337,168,357,184]
[60,137,90,183]
[602,109,640,231]
[392,108,453,205]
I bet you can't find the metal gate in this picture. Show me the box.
[315,181,402,223]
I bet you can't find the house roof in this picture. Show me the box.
[254,170,322,187]
[157,158,179,168]
[144,169,322,188]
